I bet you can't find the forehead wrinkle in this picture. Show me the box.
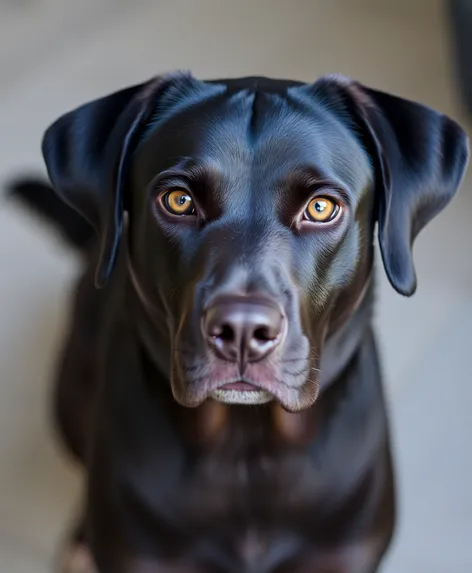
[196,91,277,214]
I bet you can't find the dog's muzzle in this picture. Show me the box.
[201,294,286,405]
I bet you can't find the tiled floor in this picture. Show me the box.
[0,1,471,571]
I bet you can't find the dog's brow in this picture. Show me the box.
[151,160,223,184]
[283,168,352,202]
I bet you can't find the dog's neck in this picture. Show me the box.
[126,258,374,444]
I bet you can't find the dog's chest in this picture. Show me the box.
[180,440,326,570]
[190,441,318,514]
[174,445,376,573]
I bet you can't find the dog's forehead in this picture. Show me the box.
[135,78,371,192]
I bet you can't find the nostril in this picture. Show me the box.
[206,319,237,345]
[203,296,285,364]
[253,326,275,342]
[218,324,235,342]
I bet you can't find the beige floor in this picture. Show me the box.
[0,1,471,571]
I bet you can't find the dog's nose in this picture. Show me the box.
[203,295,285,367]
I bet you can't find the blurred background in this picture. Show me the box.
[0,0,471,571]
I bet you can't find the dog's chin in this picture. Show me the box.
[210,383,274,406]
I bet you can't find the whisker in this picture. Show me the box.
[280,367,309,378]
[279,357,310,364]
[272,378,300,390]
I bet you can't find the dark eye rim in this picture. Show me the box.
[304,196,341,223]
[162,189,196,216]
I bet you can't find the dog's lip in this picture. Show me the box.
[178,357,314,411]
[181,374,313,412]
[207,374,294,403]
[218,381,260,391]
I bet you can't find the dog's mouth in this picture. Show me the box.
[176,365,317,411]
[210,380,274,405]
[173,333,315,411]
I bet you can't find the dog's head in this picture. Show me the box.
[42,73,468,412]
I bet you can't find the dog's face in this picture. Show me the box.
[42,74,468,412]
[129,80,375,410]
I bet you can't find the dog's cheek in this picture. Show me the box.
[295,288,332,357]
[169,362,193,408]
[325,222,361,291]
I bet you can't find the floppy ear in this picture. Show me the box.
[42,74,188,287]
[310,75,469,296]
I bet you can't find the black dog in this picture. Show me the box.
[10,73,468,573]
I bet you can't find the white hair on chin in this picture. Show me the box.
[210,389,273,405]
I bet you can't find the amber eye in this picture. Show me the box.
[161,189,195,216]
[305,197,340,223]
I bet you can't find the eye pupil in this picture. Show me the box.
[315,200,327,213]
